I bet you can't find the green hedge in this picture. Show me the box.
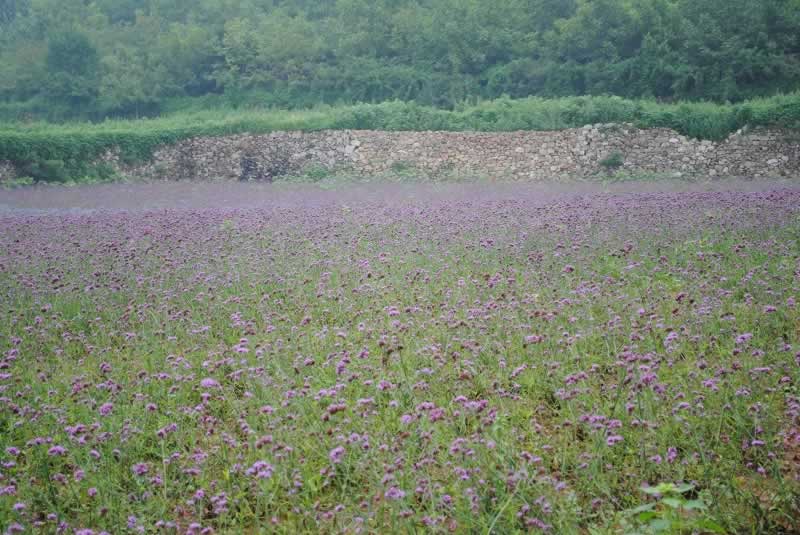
[2,93,799,182]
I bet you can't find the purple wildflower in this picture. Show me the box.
[131,463,150,476]
[329,446,345,464]
[48,445,67,456]
[200,378,220,389]
[385,487,406,500]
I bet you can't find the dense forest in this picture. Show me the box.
[1,0,800,120]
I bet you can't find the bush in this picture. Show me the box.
[599,152,624,170]
[17,159,69,183]
[301,164,333,182]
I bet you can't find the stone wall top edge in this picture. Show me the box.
[164,125,795,144]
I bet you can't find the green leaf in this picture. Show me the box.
[662,497,684,509]
[683,499,708,510]
[648,518,672,532]
[636,511,658,522]
[697,519,726,534]
[628,503,656,514]
[643,484,671,495]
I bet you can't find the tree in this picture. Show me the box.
[0,0,11,25]
[0,41,46,101]
[1,0,799,120]
[215,10,321,94]
[93,0,146,24]
[45,30,100,109]
[154,22,219,96]
[673,0,800,99]
[99,45,165,115]
[0,0,28,26]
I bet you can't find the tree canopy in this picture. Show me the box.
[1,0,798,120]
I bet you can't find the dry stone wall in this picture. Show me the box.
[356,127,799,180]
[117,125,799,182]
[4,126,800,183]
[110,131,360,182]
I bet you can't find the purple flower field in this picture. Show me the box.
[0,183,799,533]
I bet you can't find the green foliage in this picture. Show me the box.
[301,164,334,182]
[0,0,799,120]
[619,483,725,534]
[13,158,117,184]
[600,152,624,170]
[389,160,416,175]
[16,159,69,183]
[0,0,28,26]
[215,11,321,93]
[44,31,100,110]
[0,175,34,188]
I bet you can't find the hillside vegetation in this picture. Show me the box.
[1,0,800,121]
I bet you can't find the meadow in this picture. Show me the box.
[0,183,799,533]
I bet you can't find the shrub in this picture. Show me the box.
[599,152,624,170]
[390,160,416,175]
[619,483,725,534]
[302,164,333,182]
[17,159,69,183]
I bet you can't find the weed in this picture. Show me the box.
[600,152,625,170]
[619,483,725,534]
